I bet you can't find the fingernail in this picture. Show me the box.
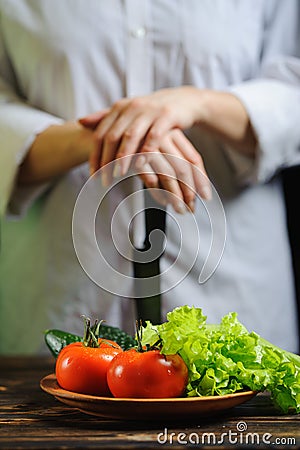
[187,200,195,212]
[202,186,212,201]
[142,162,154,174]
[113,161,121,178]
[101,173,109,187]
[175,202,186,215]
[121,158,131,176]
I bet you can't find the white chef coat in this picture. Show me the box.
[0,0,300,354]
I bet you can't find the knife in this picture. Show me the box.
[133,187,166,325]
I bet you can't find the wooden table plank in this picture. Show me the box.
[0,357,299,449]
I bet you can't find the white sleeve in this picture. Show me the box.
[229,59,300,184]
[0,40,63,216]
[225,0,300,185]
[0,88,64,216]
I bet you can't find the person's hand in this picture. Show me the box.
[133,129,211,213]
[81,110,212,212]
[79,86,256,211]
[79,87,213,211]
[79,86,205,176]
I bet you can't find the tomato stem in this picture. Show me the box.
[82,316,102,347]
[81,316,120,349]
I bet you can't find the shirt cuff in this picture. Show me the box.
[228,79,300,184]
[0,102,64,216]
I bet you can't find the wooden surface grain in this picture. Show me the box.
[0,356,299,449]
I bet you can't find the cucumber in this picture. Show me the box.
[44,329,82,358]
[45,324,136,358]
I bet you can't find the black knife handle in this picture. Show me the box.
[133,188,166,325]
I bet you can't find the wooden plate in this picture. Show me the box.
[40,374,256,421]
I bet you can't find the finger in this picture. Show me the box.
[135,155,168,206]
[115,115,156,176]
[159,136,196,211]
[146,153,186,214]
[89,116,119,177]
[88,149,112,190]
[89,105,128,179]
[145,188,169,207]
[88,146,113,188]
[143,133,197,211]
[172,130,212,201]
[92,99,129,152]
[78,109,109,129]
[192,165,212,201]
[141,112,175,153]
[89,137,103,176]
[100,99,153,174]
[167,156,196,212]
[135,155,160,189]
[101,126,138,186]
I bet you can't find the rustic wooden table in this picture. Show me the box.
[0,356,299,449]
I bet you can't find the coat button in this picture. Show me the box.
[131,27,147,39]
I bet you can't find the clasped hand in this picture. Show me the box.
[79,87,212,214]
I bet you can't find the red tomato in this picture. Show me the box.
[107,349,188,398]
[56,339,122,396]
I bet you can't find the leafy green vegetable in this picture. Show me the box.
[141,305,300,414]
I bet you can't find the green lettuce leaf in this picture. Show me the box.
[141,305,300,414]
